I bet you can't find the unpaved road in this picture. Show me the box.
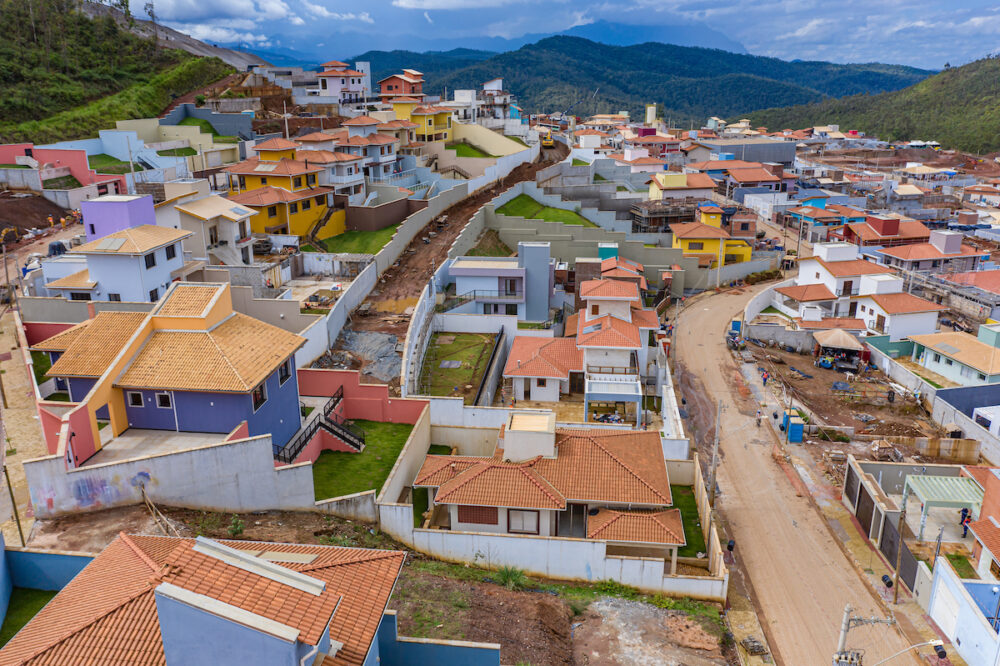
[674,286,917,665]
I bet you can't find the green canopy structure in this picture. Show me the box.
[901,474,984,540]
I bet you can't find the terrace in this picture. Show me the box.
[86,429,229,466]
[496,194,598,228]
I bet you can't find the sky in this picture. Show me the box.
[153,0,1000,69]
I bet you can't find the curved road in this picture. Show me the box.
[675,286,917,665]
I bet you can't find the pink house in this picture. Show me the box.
[0,143,125,194]
[379,69,424,99]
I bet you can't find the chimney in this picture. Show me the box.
[502,412,556,462]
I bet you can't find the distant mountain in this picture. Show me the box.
[247,47,319,69]
[347,48,495,85]
[419,37,932,121]
[560,20,746,53]
[744,58,1000,153]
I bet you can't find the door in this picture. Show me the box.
[558,504,587,537]
[848,301,858,317]
[876,314,886,333]
[842,280,853,296]
[855,486,876,537]
[569,372,584,393]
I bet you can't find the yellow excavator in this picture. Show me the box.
[540,127,555,148]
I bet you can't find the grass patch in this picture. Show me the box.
[156,147,197,157]
[467,229,512,257]
[0,164,28,169]
[301,405,315,418]
[88,153,142,174]
[517,321,549,329]
[428,444,453,455]
[312,420,414,500]
[671,485,707,558]
[445,142,495,158]
[947,552,978,579]
[795,408,811,424]
[42,175,82,190]
[418,332,496,403]
[617,185,628,191]
[914,373,944,389]
[300,307,328,315]
[572,158,589,166]
[30,351,50,386]
[759,305,793,321]
[412,486,429,527]
[320,224,399,255]
[177,116,239,142]
[97,421,109,430]
[593,173,607,181]
[300,244,318,252]
[505,135,528,146]
[496,193,597,227]
[0,588,57,646]
[44,392,70,402]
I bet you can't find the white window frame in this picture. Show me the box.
[508,509,539,535]
[155,392,172,409]
[127,391,144,408]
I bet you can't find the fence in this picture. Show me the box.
[474,327,506,407]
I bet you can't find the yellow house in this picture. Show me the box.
[669,221,752,268]
[698,205,724,228]
[225,137,343,237]
[411,105,453,143]
[389,97,422,122]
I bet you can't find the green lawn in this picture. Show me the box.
[0,164,28,169]
[517,321,549,330]
[428,444,453,455]
[156,147,197,157]
[88,153,143,174]
[412,486,429,527]
[0,588,57,646]
[312,420,414,500]
[45,392,70,402]
[496,194,597,227]
[41,175,82,190]
[947,552,978,579]
[571,158,589,166]
[320,224,400,255]
[177,116,239,143]
[300,307,328,315]
[445,142,495,158]
[593,173,607,181]
[419,332,497,403]
[30,351,50,386]
[671,485,707,558]
[466,229,512,257]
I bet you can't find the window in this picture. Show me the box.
[315,195,325,206]
[260,177,267,185]
[992,559,1000,580]
[306,174,316,186]
[740,223,750,231]
[505,303,517,315]
[279,359,291,385]
[815,272,820,279]
[688,242,704,250]
[148,288,158,301]
[144,253,156,269]
[428,119,433,127]
[127,392,144,407]
[88,224,95,235]
[238,176,246,190]
[457,505,498,525]
[980,373,987,381]
[238,221,248,238]
[933,353,941,362]
[252,382,267,411]
[290,202,298,214]
[508,509,539,534]
[69,292,91,301]
[302,199,311,211]
[165,244,176,260]
[108,293,121,302]
[267,206,277,218]
[293,177,302,188]
[945,359,954,366]
[155,392,172,409]
[537,378,546,387]
[591,304,599,316]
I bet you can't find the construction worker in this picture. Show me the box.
[962,514,972,538]
[46,215,53,227]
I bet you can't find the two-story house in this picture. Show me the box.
[315,59,369,103]
[646,172,716,201]
[442,242,554,320]
[411,106,453,144]
[378,69,425,99]
[292,133,367,204]
[327,116,400,179]
[669,205,752,268]
[874,230,988,273]
[829,216,930,248]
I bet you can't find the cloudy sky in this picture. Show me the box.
[153,0,1000,68]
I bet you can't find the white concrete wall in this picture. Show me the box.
[526,379,560,402]
[928,557,1000,666]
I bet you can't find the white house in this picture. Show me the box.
[909,326,1000,386]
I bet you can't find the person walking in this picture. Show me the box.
[756,409,762,427]
[960,507,970,526]
[963,514,972,538]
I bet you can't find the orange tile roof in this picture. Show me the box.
[845,219,930,242]
[587,508,685,545]
[576,314,642,349]
[318,68,365,76]
[787,205,840,219]
[649,172,716,190]
[563,312,578,337]
[775,284,836,302]
[630,308,659,329]
[295,132,335,143]
[574,129,608,137]
[389,96,422,103]
[600,257,643,273]
[341,115,380,126]
[333,134,397,147]
[44,269,95,290]
[868,292,946,315]
[299,150,363,164]
[602,268,648,290]
[669,221,730,239]
[939,270,1000,296]
[411,106,451,115]
[321,60,349,67]
[435,461,566,509]
[728,167,779,183]
[253,137,300,151]
[46,312,148,378]
[963,466,998,490]
[153,283,220,317]
[794,317,866,330]
[969,518,1000,560]
[628,157,667,166]
[415,429,671,507]
[30,321,90,353]
[504,336,583,379]
[806,257,897,277]
[225,157,322,176]
[228,186,334,207]
[579,279,640,300]
[686,159,760,171]
[880,243,985,261]
[74,226,191,255]
[377,120,418,130]
[0,534,404,666]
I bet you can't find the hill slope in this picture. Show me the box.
[412,37,931,121]
[348,48,496,86]
[744,58,1000,153]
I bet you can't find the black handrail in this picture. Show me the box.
[274,387,357,463]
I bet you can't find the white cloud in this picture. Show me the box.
[301,0,373,21]
[165,21,270,43]
[289,15,305,24]
[424,10,433,23]
[257,0,293,20]
[392,0,522,8]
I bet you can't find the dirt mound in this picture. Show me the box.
[0,194,68,233]
[469,584,573,665]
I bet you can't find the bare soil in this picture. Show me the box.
[0,193,70,234]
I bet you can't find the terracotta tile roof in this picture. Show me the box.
[341,115,380,126]
[787,205,840,219]
[174,195,254,222]
[775,284,836,302]
[295,132,335,143]
[649,173,715,190]
[228,186,334,207]
[868,292,946,315]
[794,317,866,330]
[435,461,566,509]
[728,167,779,183]
[880,243,984,261]
[117,313,304,392]
[845,219,929,242]
[908,331,1000,374]
[45,269,95,290]
[0,534,404,666]
[333,134,397,147]
[225,157,323,176]
[47,312,148,378]
[74,226,191,255]
[629,135,675,144]
[576,314,642,349]
[389,96,422,103]
[503,336,583,379]
[806,257,897,277]
[969,518,1000,560]
[628,157,667,166]
[415,429,671,507]
[299,150,363,164]
[963,465,998,490]
[30,321,90,353]
[579,279,639,300]
[587,508,685,545]
[411,106,451,115]
[574,129,608,137]
[377,120,418,130]
[630,308,659,329]
[686,159,760,171]
[602,268,648,290]
[153,283,220,317]
[939,270,1000,296]
[563,312,578,337]
[600,257,643,273]
[253,137,300,151]
[669,222,730,239]
[321,60,349,67]
[318,69,365,76]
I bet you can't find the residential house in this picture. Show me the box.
[315,60,370,103]
[669,206,752,268]
[410,106,453,144]
[646,172,716,201]
[225,138,339,237]
[0,532,498,666]
[34,282,305,460]
[829,216,931,247]
[727,209,757,241]
[413,415,687,572]
[34,225,193,302]
[292,131,368,203]
[853,290,946,340]
[504,337,584,402]
[79,193,156,241]
[607,147,666,173]
[784,242,897,317]
[624,134,680,159]
[785,203,866,242]
[327,115,402,177]
[480,77,519,120]
[442,242,554,321]
[909,325,1000,386]
[574,129,608,151]
[378,69,425,99]
[172,195,256,266]
[965,184,1000,207]
[376,119,420,153]
[874,230,988,273]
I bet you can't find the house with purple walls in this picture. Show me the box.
[80,194,156,241]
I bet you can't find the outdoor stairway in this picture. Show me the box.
[303,204,339,250]
[273,387,366,464]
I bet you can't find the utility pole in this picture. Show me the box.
[892,506,905,604]
[708,401,722,506]
[283,101,290,139]
[833,603,897,665]
[126,141,137,194]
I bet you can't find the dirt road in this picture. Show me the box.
[674,286,917,665]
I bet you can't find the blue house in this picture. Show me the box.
[0,533,500,666]
[35,283,305,460]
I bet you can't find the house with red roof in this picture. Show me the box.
[378,69,425,100]
[873,230,988,274]
[325,116,400,179]
[828,216,931,248]
[315,60,370,104]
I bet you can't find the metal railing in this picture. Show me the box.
[273,387,362,464]
[586,365,639,375]
[436,289,523,312]
[836,287,860,296]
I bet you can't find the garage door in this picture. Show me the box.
[855,485,876,538]
[930,581,959,639]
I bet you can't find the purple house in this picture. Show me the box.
[80,194,156,241]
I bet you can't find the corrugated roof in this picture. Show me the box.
[74,226,191,255]
[46,312,148,378]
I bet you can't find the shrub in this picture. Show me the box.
[227,513,244,537]
[596,579,639,599]
[495,565,528,590]
[194,93,206,106]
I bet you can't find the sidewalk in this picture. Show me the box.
[737,358,963,665]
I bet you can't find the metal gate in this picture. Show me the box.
[855,484,876,538]
[844,464,860,510]
[878,517,919,591]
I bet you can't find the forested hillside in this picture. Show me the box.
[745,57,1000,153]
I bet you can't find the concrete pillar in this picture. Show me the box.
[670,547,678,575]
[919,504,928,541]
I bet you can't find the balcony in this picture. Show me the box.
[586,365,638,376]
[836,287,860,296]
[436,289,523,312]
[328,172,364,185]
